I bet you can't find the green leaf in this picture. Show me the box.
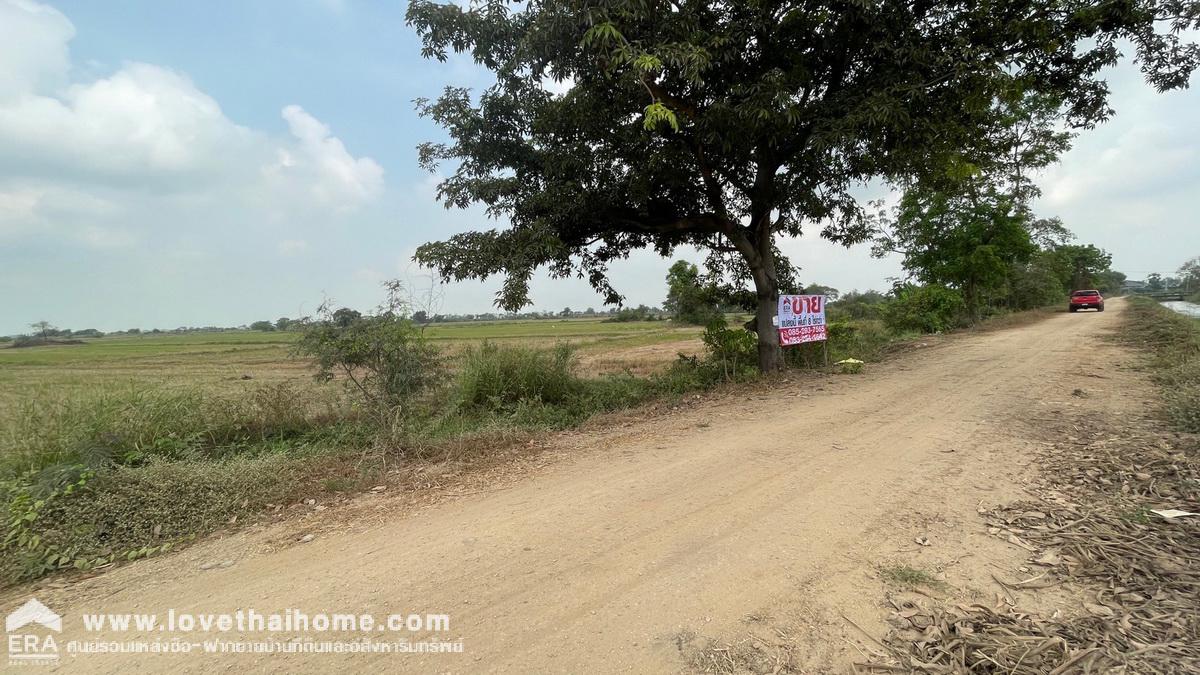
[642,102,679,132]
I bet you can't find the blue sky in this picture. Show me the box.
[1,0,1197,335]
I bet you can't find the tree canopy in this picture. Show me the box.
[407,0,1198,370]
[663,260,721,325]
[1176,256,1200,292]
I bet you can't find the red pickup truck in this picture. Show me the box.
[1069,289,1105,312]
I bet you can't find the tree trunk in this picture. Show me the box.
[722,208,782,372]
[750,244,783,373]
[754,290,783,372]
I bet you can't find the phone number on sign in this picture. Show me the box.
[779,325,827,345]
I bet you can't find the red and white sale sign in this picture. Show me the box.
[778,294,827,346]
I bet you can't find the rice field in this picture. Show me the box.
[0,318,705,415]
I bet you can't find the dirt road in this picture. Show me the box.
[14,300,1146,673]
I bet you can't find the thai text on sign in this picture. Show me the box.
[778,295,827,345]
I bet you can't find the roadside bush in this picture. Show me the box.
[428,343,662,433]
[651,318,757,391]
[884,284,966,334]
[456,342,582,411]
[2,455,306,582]
[655,355,718,394]
[579,373,658,411]
[782,319,900,368]
[295,311,444,418]
[700,318,758,381]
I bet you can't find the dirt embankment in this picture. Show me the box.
[7,299,1160,673]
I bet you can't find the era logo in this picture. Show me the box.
[6,599,61,665]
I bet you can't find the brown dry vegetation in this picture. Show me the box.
[860,299,1200,673]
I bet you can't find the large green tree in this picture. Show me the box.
[1054,244,1116,291]
[663,259,720,325]
[883,185,1037,318]
[407,0,1198,371]
[873,92,1074,316]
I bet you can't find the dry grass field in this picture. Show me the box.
[0,318,705,416]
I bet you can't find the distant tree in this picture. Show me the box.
[605,305,654,323]
[831,290,888,320]
[1146,273,1165,291]
[663,260,721,325]
[275,317,292,331]
[560,307,573,317]
[1179,257,1200,292]
[1096,269,1127,296]
[412,310,430,325]
[1056,245,1115,291]
[802,284,840,302]
[73,328,104,338]
[250,320,276,332]
[332,308,362,328]
[30,321,54,339]
[127,328,141,335]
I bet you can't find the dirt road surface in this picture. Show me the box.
[11,300,1146,673]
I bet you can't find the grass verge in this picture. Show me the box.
[1123,297,1200,432]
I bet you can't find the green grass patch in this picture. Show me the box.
[1,382,357,476]
[880,564,947,590]
[2,454,314,581]
[1119,506,1154,524]
[1123,297,1200,433]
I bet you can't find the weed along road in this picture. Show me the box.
[18,300,1144,673]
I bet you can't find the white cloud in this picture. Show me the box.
[0,62,258,183]
[0,0,385,246]
[0,186,40,238]
[276,105,384,206]
[0,0,73,100]
[0,183,129,247]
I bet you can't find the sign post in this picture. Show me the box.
[778,295,828,365]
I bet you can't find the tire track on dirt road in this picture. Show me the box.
[14,301,1137,673]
